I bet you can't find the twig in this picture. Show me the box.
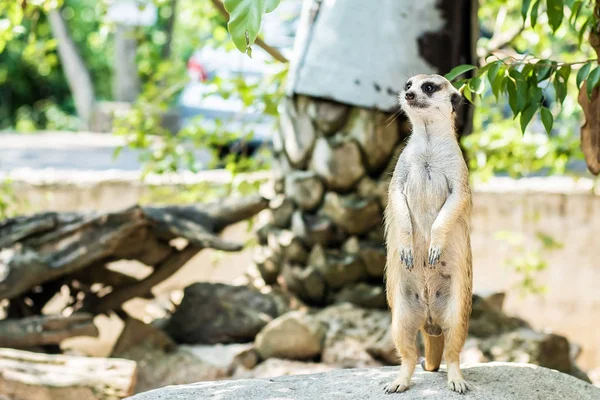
[87,245,200,314]
[209,0,289,63]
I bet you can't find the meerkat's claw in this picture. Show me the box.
[428,246,442,267]
[448,378,470,394]
[384,379,410,394]
[399,248,414,270]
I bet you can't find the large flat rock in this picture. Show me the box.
[128,362,600,399]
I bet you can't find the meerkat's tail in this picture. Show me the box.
[420,332,444,372]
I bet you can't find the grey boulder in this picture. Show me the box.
[127,362,600,400]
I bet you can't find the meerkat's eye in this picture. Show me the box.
[404,81,412,90]
[422,83,436,93]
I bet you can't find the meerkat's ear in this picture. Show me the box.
[451,92,462,113]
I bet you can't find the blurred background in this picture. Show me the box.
[1,0,600,397]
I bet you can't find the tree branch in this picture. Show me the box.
[87,245,200,314]
[209,0,289,63]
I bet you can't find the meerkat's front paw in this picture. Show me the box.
[399,248,414,270]
[428,245,442,267]
[447,378,470,394]
[384,379,410,394]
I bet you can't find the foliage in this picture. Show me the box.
[0,178,17,219]
[223,0,281,56]
[446,0,598,135]
[0,0,115,130]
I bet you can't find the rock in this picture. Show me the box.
[469,294,529,338]
[280,97,316,168]
[112,316,177,356]
[366,330,398,365]
[233,358,335,379]
[165,283,285,344]
[309,245,366,289]
[311,137,365,192]
[255,311,327,360]
[269,195,295,228]
[321,192,382,235]
[114,341,233,393]
[357,241,387,277]
[128,363,600,400]
[347,109,399,172]
[230,347,260,371]
[281,263,327,305]
[315,303,389,367]
[253,246,281,285]
[268,229,308,264]
[475,290,506,312]
[291,211,345,246]
[335,283,386,309]
[590,367,600,387]
[181,343,255,370]
[285,171,325,211]
[307,97,351,135]
[366,224,385,244]
[478,328,571,374]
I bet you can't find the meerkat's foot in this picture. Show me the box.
[447,378,469,394]
[399,248,414,271]
[384,378,410,394]
[427,245,442,267]
[447,362,470,394]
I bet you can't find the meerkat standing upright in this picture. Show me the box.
[383,74,473,394]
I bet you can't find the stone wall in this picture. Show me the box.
[6,171,600,370]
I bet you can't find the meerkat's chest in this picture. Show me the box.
[403,150,451,210]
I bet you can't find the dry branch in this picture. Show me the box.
[0,313,98,348]
[0,347,136,400]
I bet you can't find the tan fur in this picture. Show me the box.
[383,74,473,394]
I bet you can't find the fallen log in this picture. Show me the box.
[0,347,137,400]
[0,195,268,309]
[0,313,98,348]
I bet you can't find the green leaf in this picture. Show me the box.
[491,66,506,99]
[553,66,569,104]
[507,69,528,115]
[507,79,520,115]
[547,0,564,32]
[576,63,591,89]
[224,0,280,55]
[463,85,474,103]
[540,107,553,134]
[444,64,477,81]
[558,64,571,81]
[468,76,485,95]
[487,61,502,86]
[520,103,538,134]
[535,60,554,82]
[570,0,583,24]
[264,0,281,13]
[531,0,541,27]
[586,66,600,98]
[578,17,591,49]
[521,0,532,22]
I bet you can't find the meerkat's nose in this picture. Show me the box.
[405,91,415,100]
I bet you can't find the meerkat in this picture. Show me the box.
[383,74,473,394]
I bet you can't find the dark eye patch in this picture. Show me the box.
[404,81,412,90]
[421,81,438,95]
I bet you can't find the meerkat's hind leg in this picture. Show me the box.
[384,303,421,393]
[443,322,470,393]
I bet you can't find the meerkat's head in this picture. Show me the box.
[399,74,462,122]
